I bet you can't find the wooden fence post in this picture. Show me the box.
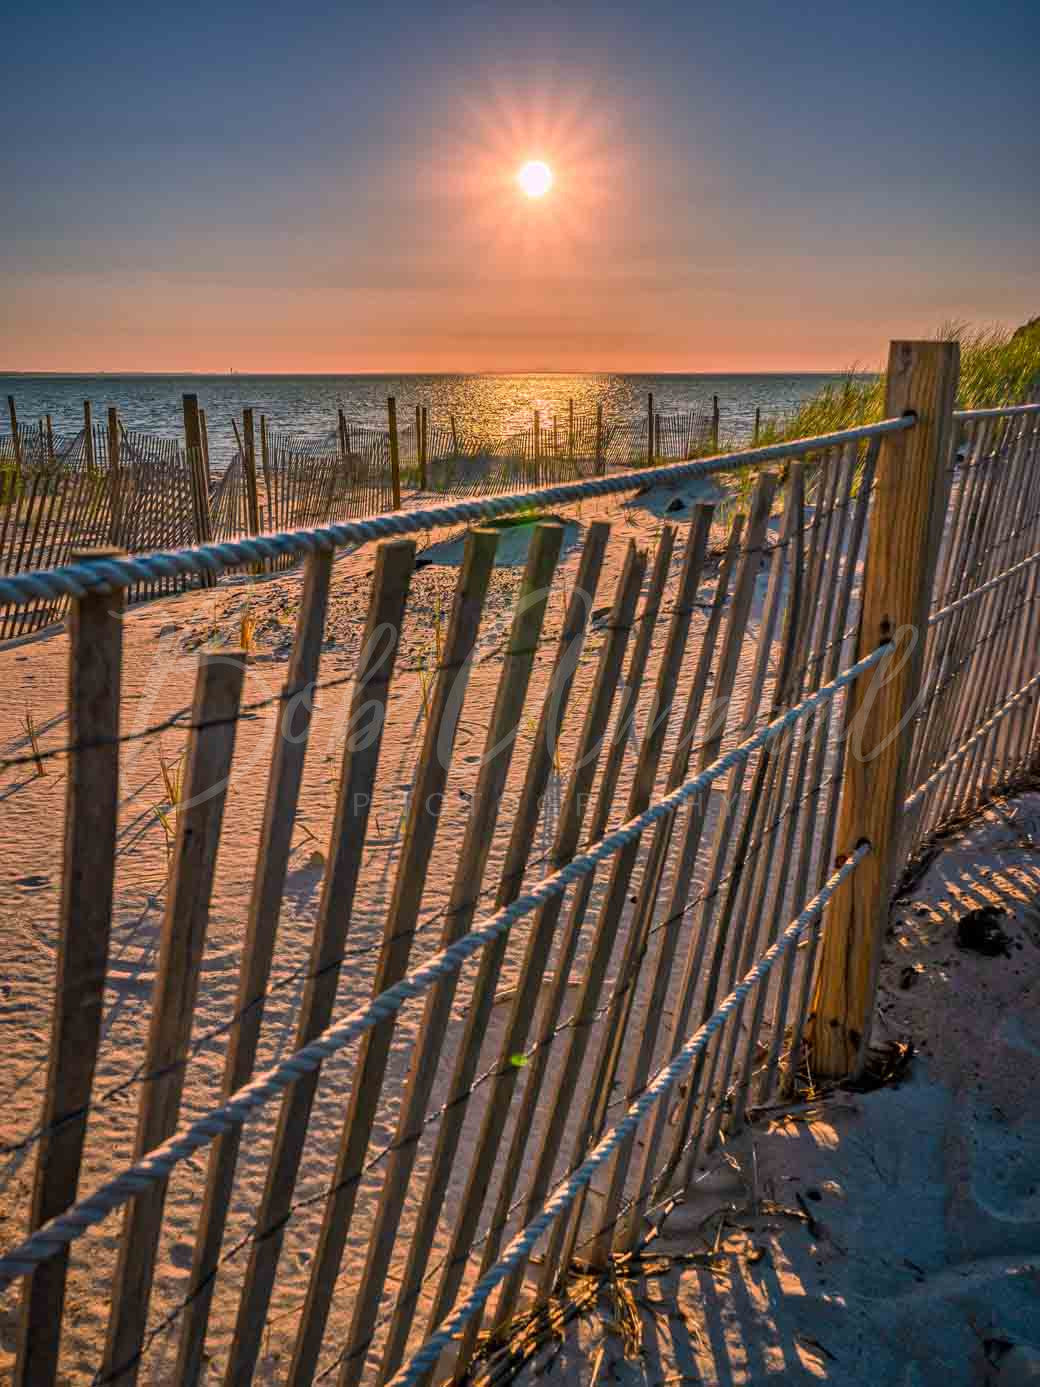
[183,392,203,537]
[182,393,214,553]
[8,395,23,472]
[107,407,123,547]
[568,397,574,457]
[595,402,604,475]
[83,401,95,470]
[388,396,402,508]
[242,408,261,537]
[15,550,124,1386]
[101,650,245,1385]
[712,394,720,449]
[450,413,459,457]
[534,409,541,460]
[754,405,761,445]
[199,407,212,486]
[647,391,653,463]
[45,415,54,464]
[259,413,272,529]
[808,340,959,1078]
[420,404,428,488]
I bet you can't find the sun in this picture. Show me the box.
[517,159,553,198]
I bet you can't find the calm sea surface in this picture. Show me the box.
[0,373,856,471]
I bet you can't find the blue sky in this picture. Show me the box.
[3,0,1038,370]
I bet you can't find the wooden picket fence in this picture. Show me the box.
[397,402,717,495]
[2,345,1040,1387]
[0,412,208,639]
[0,393,719,640]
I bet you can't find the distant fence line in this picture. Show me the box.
[0,391,724,639]
[2,344,1040,1387]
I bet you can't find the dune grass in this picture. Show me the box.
[757,320,1040,446]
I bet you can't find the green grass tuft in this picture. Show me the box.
[757,319,1040,446]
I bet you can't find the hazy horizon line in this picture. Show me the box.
[1,366,873,379]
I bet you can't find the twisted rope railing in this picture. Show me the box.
[0,643,888,1287]
[927,545,1040,626]
[0,419,912,608]
[903,665,1040,814]
[952,404,1040,421]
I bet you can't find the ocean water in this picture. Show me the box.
[0,372,856,470]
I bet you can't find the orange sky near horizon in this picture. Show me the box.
[4,2,1036,377]
[8,263,1028,377]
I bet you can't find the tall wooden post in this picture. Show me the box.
[45,415,55,465]
[183,394,214,578]
[101,651,245,1386]
[388,396,402,509]
[754,406,761,445]
[647,392,653,464]
[712,394,720,449]
[183,392,203,540]
[83,401,96,470]
[420,405,428,489]
[808,340,959,1078]
[259,414,272,530]
[450,414,459,457]
[199,407,212,487]
[534,410,541,460]
[106,407,123,547]
[242,408,261,537]
[15,551,124,1386]
[568,397,574,458]
[595,403,604,476]
[7,395,22,472]
[337,408,348,459]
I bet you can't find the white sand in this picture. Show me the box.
[498,794,1040,1387]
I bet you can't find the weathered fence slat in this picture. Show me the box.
[15,552,125,1387]
[101,650,246,1386]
